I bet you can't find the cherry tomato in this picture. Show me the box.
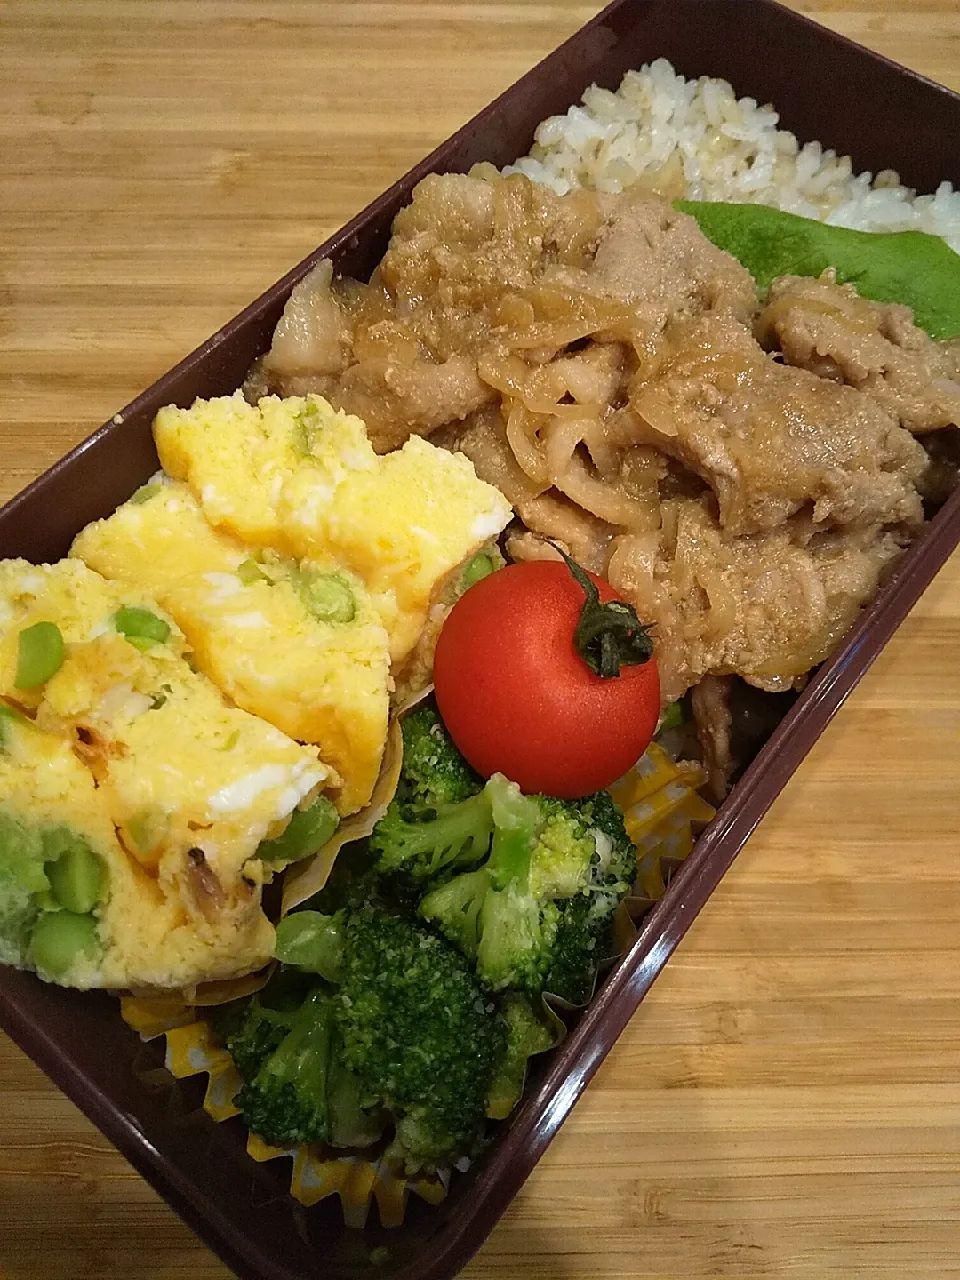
[433,560,660,798]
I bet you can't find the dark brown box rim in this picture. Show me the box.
[1,2,959,1278]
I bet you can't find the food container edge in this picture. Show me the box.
[1,2,959,1277]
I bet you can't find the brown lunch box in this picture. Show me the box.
[1,1,958,1276]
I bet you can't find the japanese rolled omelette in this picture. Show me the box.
[0,558,337,990]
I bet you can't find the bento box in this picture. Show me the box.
[1,1,958,1277]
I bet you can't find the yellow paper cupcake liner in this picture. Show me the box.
[613,744,716,910]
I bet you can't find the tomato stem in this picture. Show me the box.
[550,544,654,679]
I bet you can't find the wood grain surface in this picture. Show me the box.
[1,2,958,1277]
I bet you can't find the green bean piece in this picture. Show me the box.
[47,844,103,915]
[257,795,339,863]
[236,558,266,586]
[14,621,65,689]
[29,910,101,977]
[275,911,343,982]
[462,551,496,591]
[296,571,356,625]
[113,606,171,648]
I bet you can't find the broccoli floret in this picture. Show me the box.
[226,975,387,1151]
[369,703,491,881]
[528,790,637,902]
[234,987,336,1146]
[215,969,342,1144]
[392,702,482,819]
[271,897,505,1171]
[573,789,638,920]
[542,893,609,1005]
[336,900,503,1170]
[413,866,485,956]
[421,781,636,1004]
[529,796,599,899]
[543,790,637,1004]
[306,839,381,916]
[369,788,493,883]
[486,993,557,1120]
[213,970,315,1080]
[420,774,560,996]
[415,861,557,997]
[219,1000,294,1081]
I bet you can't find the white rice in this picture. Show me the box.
[504,59,960,254]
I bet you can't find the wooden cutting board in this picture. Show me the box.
[0,3,957,1277]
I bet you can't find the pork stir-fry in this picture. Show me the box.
[690,675,735,801]
[757,272,960,436]
[629,312,927,535]
[253,169,959,785]
[605,501,904,704]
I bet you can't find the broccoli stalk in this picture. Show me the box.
[415,867,486,957]
[272,910,343,981]
[487,774,541,883]
[420,774,560,995]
